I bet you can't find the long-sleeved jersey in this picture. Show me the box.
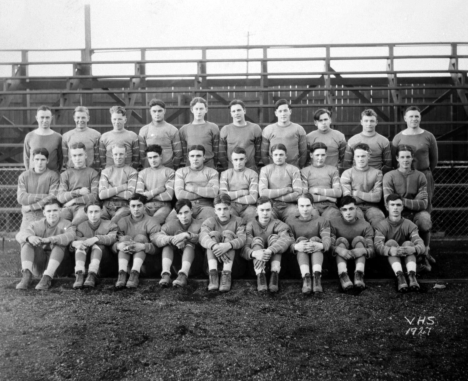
[242,218,293,260]
[16,217,76,247]
[136,166,175,202]
[179,121,220,168]
[261,123,307,168]
[99,129,140,169]
[340,166,383,207]
[286,215,331,253]
[383,169,428,212]
[199,215,246,250]
[75,219,118,246]
[306,129,347,169]
[57,167,99,206]
[329,216,375,258]
[392,130,438,172]
[154,219,201,249]
[174,166,219,203]
[117,214,160,254]
[301,164,342,203]
[259,163,302,203]
[24,131,63,172]
[343,132,392,173]
[374,217,425,256]
[99,165,138,201]
[17,169,60,212]
[138,122,182,169]
[62,127,101,169]
[220,168,258,205]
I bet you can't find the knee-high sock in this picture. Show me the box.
[43,247,64,278]
[222,250,235,272]
[132,252,146,272]
[20,244,35,272]
[388,257,403,275]
[88,246,103,274]
[162,246,174,275]
[270,253,282,273]
[207,249,218,272]
[312,251,323,273]
[405,255,417,272]
[75,249,87,274]
[355,257,366,273]
[180,246,195,275]
[297,252,310,277]
[336,256,347,274]
[118,252,130,272]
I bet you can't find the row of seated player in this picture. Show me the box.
[26,99,437,179]
[15,193,424,295]
[18,140,434,270]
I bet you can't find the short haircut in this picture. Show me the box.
[148,98,166,109]
[146,144,163,156]
[70,142,86,151]
[338,195,357,208]
[354,143,370,152]
[188,144,205,155]
[130,193,148,205]
[32,147,49,159]
[214,193,231,207]
[274,99,291,110]
[190,97,208,108]
[175,199,192,214]
[309,142,327,153]
[37,105,52,113]
[386,193,404,204]
[297,193,314,205]
[109,105,126,116]
[314,108,332,121]
[404,106,421,115]
[395,144,414,158]
[229,99,246,110]
[111,143,127,152]
[256,196,272,207]
[361,109,378,119]
[232,146,246,156]
[84,201,103,213]
[270,143,287,154]
[74,106,89,116]
[42,198,62,210]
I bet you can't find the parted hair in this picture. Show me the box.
[146,144,163,156]
[405,106,421,115]
[32,147,49,159]
[297,193,314,205]
[70,142,86,151]
[214,193,232,207]
[338,195,357,208]
[74,106,90,116]
[274,99,291,110]
[354,143,370,152]
[84,201,103,213]
[313,108,332,120]
[148,98,166,109]
[190,97,208,108]
[395,144,415,169]
[42,198,62,210]
[175,199,192,214]
[111,142,127,152]
[232,146,247,156]
[229,99,246,110]
[256,196,272,207]
[309,142,327,153]
[386,193,404,204]
[37,105,52,113]
[361,109,378,119]
[188,144,205,155]
[130,193,148,205]
[109,105,126,116]
[270,143,287,154]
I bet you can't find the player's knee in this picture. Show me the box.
[134,234,149,244]
[402,241,414,247]
[119,235,133,242]
[252,237,265,249]
[335,237,350,249]
[309,236,322,243]
[415,212,432,232]
[352,236,366,248]
[295,236,308,243]
[385,239,399,247]
[268,234,279,246]
[222,230,236,243]
[209,231,223,243]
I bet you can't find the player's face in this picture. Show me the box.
[150,105,166,123]
[340,203,357,222]
[36,110,52,129]
[397,150,413,170]
[272,149,287,165]
[147,151,162,168]
[230,104,246,124]
[112,147,126,166]
[404,110,421,129]
[231,152,246,171]
[74,111,89,129]
[354,149,369,169]
[387,199,404,219]
[177,205,193,225]
[129,200,145,218]
[314,113,331,132]
[191,102,207,122]
[215,202,231,222]
[297,197,313,219]
[43,203,61,225]
[257,202,272,224]
[361,115,377,134]
[87,205,102,224]
[311,148,327,167]
[111,112,126,131]
[33,154,48,173]
[275,104,291,124]
[188,150,204,169]
[70,148,87,169]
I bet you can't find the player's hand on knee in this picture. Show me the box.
[213,243,231,257]
[116,242,129,251]
[388,247,399,257]
[28,236,42,247]
[294,241,309,253]
[79,187,90,195]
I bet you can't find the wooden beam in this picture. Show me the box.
[387,45,404,133]
[101,88,144,123]
[323,47,335,113]
[449,43,468,118]
[420,89,453,116]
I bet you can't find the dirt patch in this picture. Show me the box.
[0,278,467,381]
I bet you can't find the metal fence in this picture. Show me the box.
[1,164,467,238]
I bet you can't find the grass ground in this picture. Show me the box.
[0,276,467,381]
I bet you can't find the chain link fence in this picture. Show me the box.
[1,164,467,238]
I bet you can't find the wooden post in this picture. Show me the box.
[260,47,269,125]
